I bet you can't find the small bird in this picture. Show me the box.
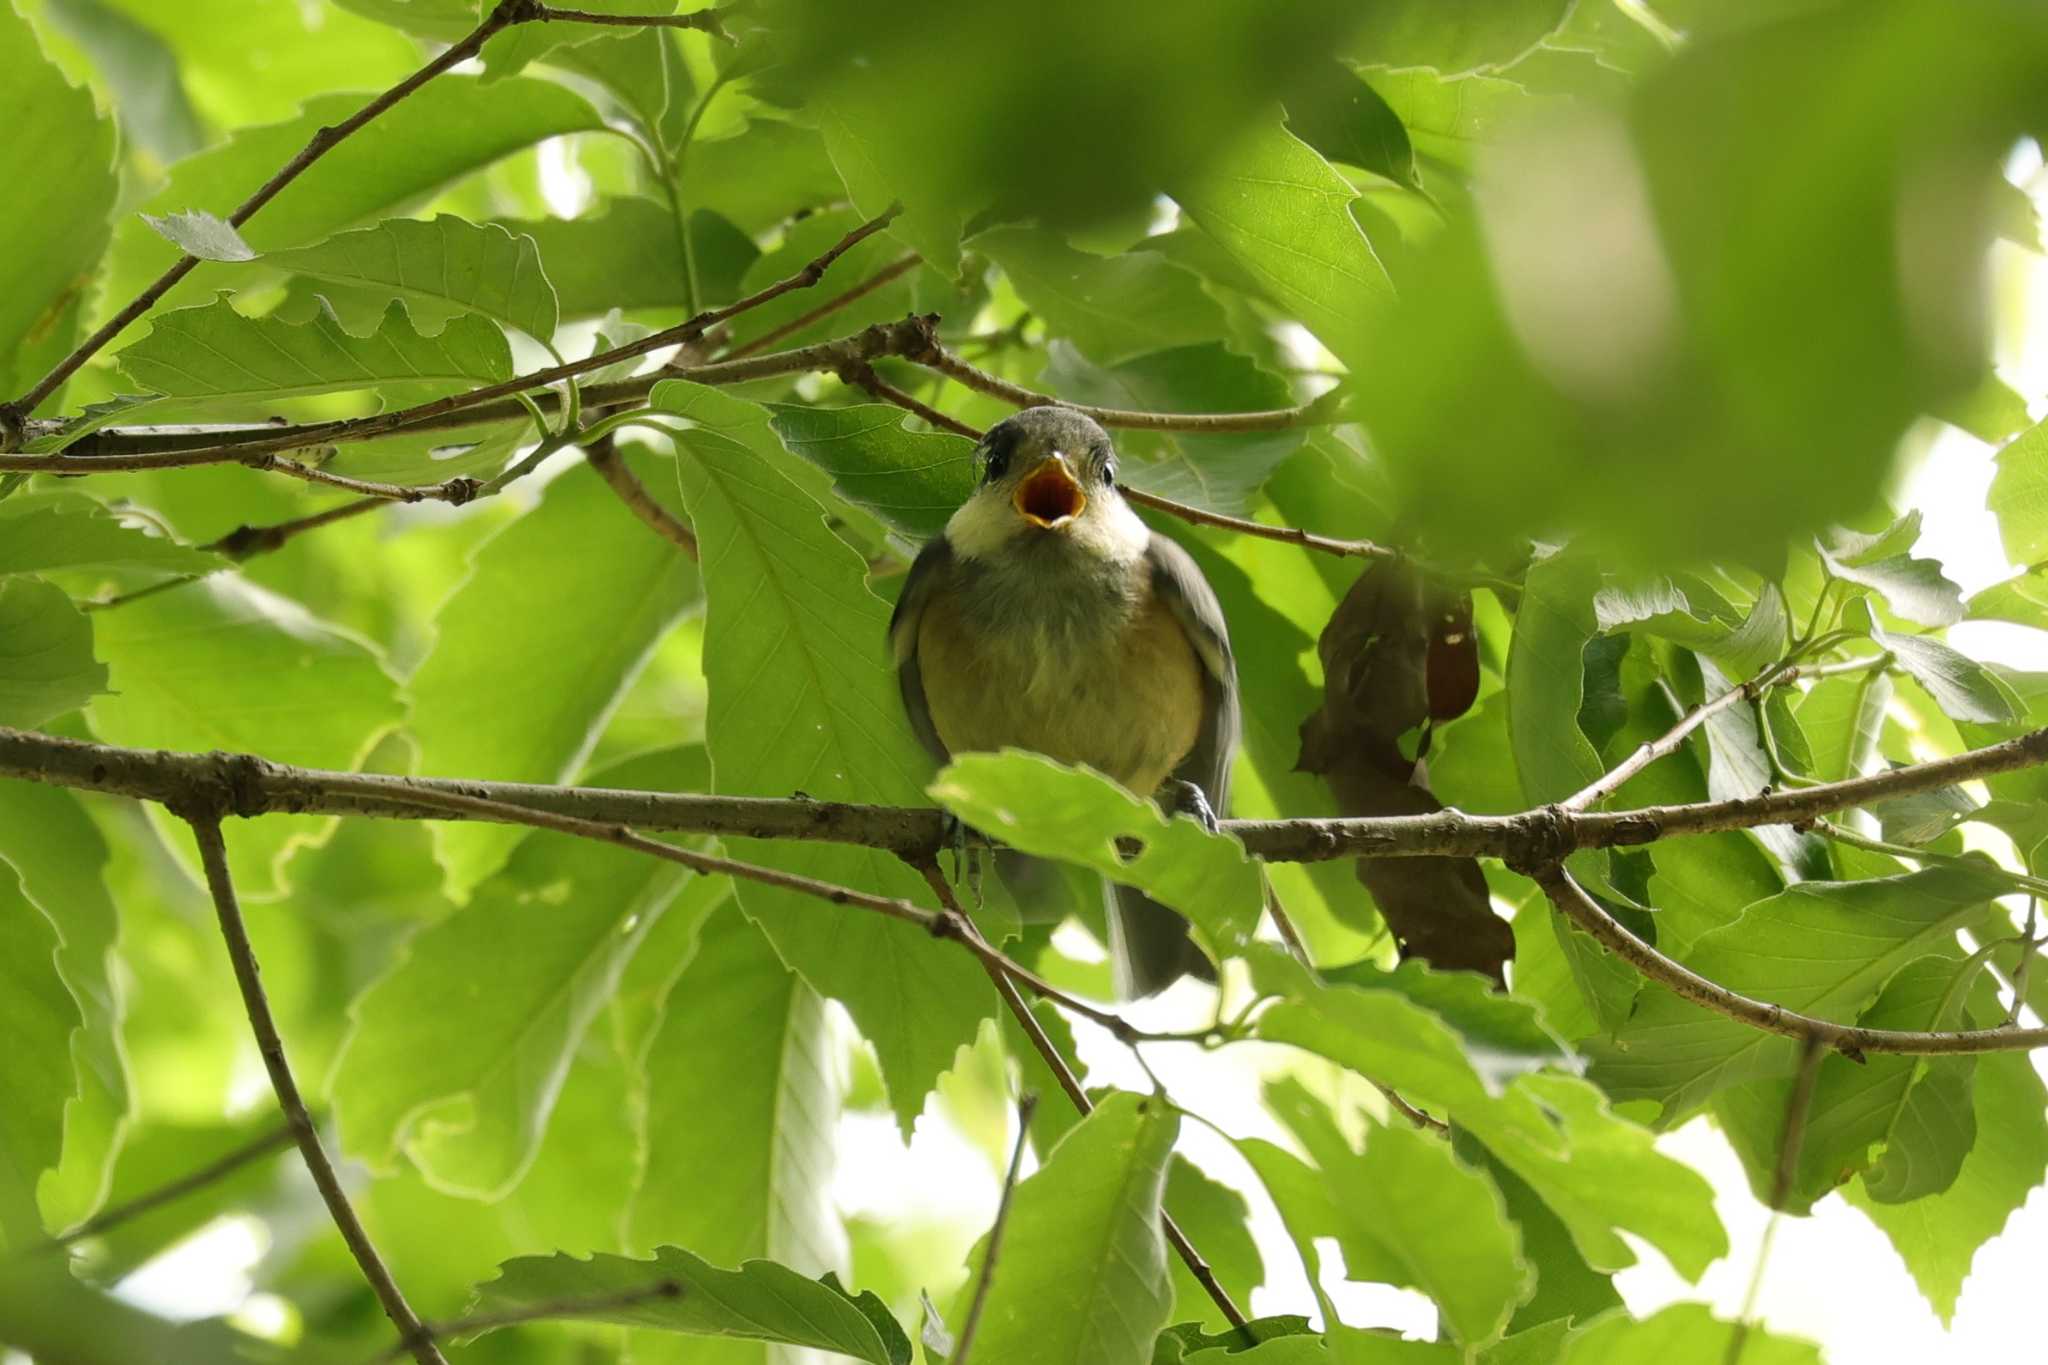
[889,406,1239,995]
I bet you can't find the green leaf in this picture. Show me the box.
[1795,669,1892,784]
[0,867,79,1249]
[1322,958,1570,1064]
[405,458,699,892]
[1507,554,1603,804]
[1365,69,1558,172]
[85,578,401,896]
[0,578,107,728]
[100,76,605,333]
[976,227,1227,367]
[1965,569,2048,630]
[478,0,664,81]
[720,208,927,355]
[501,197,756,319]
[469,1246,902,1362]
[1039,342,1307,517]
[256,215,560,344]
[0,4,115,414]
[817,98,966,274]
[333,749,703,1197]
[1846,1045,2048,1324]
[767,402,976,541]
[958,1091,1178,1365]
[117,297,513,407]
[1163,1157,1265,1334]
[931,752,1262,960]
[626,901,840,1281]
[0,782,129,1233]
[38,0,205,167]
[1556,1305,1821,1365]
[1265,1081,1530,1345]
[1822,549,1965,629]
[1169,118,1392,366]
[656,378,993,1133]
[142,209,256,261]
[1851,601,2021,726]
[1590,863,2009,1122]
[1284,60,1418,187]
[1988,417,2048,567]
[1347,1,1572,76]
[0,492,225,579]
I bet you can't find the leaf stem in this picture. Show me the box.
[951,1093,1038,1365]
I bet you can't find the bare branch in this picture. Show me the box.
[42,1122,294,1250]
[920,343,1331,433]
[5,0,537,423]
[586,436,699,557]
[727,253,920,359]
[1529,862,2048,1057]
[9,722,2048,874]
[533,5,725,36]
[952,1094,1037,1365]
[185,816,447,1365]
[1724,1036,1826,1365]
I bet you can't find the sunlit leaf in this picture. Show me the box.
[0,578,107,728]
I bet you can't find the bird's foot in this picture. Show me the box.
[1159,779,1220,834]
[937,811,986,907]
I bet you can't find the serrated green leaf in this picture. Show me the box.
[0,866,79,1249]
[1170,118,1391,367]
[1825,552,1965,628]
[766,401,975,541]
[1590,863,2009,1122]
[256,215,559,344]
[501,197,756,318]
[0,492,224,579]
[0,578,107,727]
[1322,958,1570,1064]
[38,0,205,167]
[0,782,129,1234]
[1988,417,2048,567]
[931,752,1261,959]
[1265,1081,1530,1345]
[1507,554,1603,804]
[469,1245,901,1361]
[959,1091,1177,1365]
[977,228,1227,367]
[100,76,604,337]
[1284,60,1418,187]
[118,296,512,407]
[406,458,699,892]
[655,378,993,1134]
[1846,1044,2048,1324]
[1849,600,2022,726]
[85,577,401,897]
[333,748,702,1197]
[1365,68,1560,171]
[721,207,927,355]
[626,901,839,1284]
[818,99,965,274]
[0,5,115,415]
[1557,1305,1821,1365]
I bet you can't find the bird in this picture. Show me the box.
[888,405,1240,996]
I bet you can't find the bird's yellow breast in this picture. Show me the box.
[916,571,1203,798]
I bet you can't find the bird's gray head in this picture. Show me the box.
[945,406,1149,565]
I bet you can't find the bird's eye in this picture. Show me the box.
[1097,450,1117,486]
[981,429,1015,484]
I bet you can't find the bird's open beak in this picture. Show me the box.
[1013,453,1087,528]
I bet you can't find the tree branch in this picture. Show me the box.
[8,722,2048,873]
[586,436,699,556]
[370,1280,683,1363]
[951,1093,1037,1365]
[184,816,447,1365]
[726,253,920,359]
[4,0,544,424]
[1528,861,2048,1057]
[532,5,725,36]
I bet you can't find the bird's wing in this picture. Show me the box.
[888,534,957,766]
[1144,531,1239,812]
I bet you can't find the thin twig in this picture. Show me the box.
[533,4,725,35]
[842,361,982,438]
[2011,898,2040,1028]
[185,817,446,1365]
[727,253,920,359]
[4,1,541,422]
[42,1122,295,1250]
[208,496,385,560]
[1724,1035,1826,1365]
[952,1094,1038,1365]
[6,211,905,480]
[1528,862,2048,1057]
[922,344,1330,434]
[913,864,1253,1336]
[586,436,699,556]
[369,1281,683,1363]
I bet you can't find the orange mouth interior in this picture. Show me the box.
[1014,459,1087,527]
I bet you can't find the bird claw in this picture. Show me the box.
[937,811,985,906]
[1160,779,1220,834]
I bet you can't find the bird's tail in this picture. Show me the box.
[1110,882,1216,998]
